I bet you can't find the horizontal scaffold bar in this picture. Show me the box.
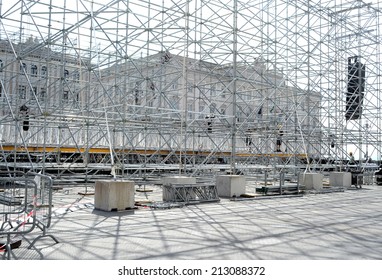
[0,145,307,158]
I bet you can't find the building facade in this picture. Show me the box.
[1,38,320,166]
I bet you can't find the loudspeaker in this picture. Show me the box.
[346,56,365,121]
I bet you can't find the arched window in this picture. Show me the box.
[0,59,3,72]
[20,63,27,73]
[41,66,47,77]
[40,87,46,101]
[64,69,69,78]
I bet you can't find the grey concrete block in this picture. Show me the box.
[216,175,246,197]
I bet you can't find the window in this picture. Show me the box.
[198,105,205,119]
[41,66,47,77]
[40,88,46,101]
[222,91,227,99]
[30,87,37,96]
[18,85,26,99]
[210,103,216,114]
[73,71,80,81]
[64,69,69,79]
[171,97,179,109]
[0,59,3,72]
[63,90,69,102]
[93,90,99,105]
[134,82,142,105]
[0,83,2,97]
[188,103,193,119]
[31,64,38,77]
[210,85,216,96]
[237,105,243,122]
[187,83,193,93]
[220,106,226,115]
[20,63,27,73]
[257,105,263,117]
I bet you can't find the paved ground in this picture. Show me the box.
[2,182,382,260]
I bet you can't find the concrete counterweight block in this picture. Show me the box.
[94,180,135,211]
[216,175,246,197]
[161,176,197,202]
[329,172,352,187]
[300,173,323,190]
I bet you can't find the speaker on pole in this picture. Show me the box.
[345,56,365,121]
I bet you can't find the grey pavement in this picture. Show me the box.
[2,183,382,260]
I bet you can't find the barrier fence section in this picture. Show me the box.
[27,172,59,249]
[0,171,58,259]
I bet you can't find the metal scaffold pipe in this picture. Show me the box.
[0,0,380,181]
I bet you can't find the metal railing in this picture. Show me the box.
[0,171,58,259]
[26,171,59,249]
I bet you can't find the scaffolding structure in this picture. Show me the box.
[0,0,381,182]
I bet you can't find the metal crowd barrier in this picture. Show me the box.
[0,171,58,259]
[26,171,59,249]
[362,171,374,185]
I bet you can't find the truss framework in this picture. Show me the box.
[0,0,381,181]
